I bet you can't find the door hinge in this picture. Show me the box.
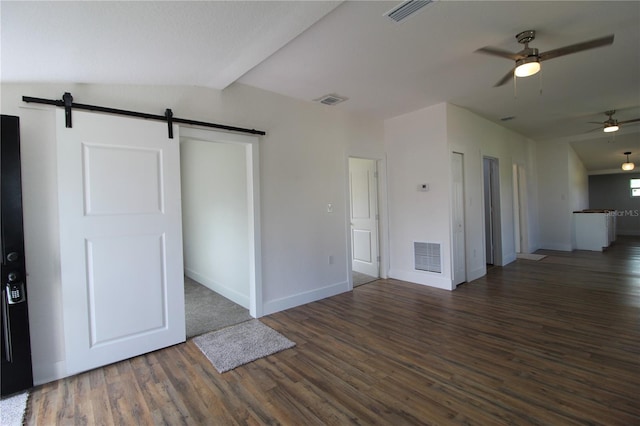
[377,255,381,262]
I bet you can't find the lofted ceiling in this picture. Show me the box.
[1,1,639,172]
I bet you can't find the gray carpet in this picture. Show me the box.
[0,391,28,426]
[184,276,252,338]
[193,319,295,373]
[353,271,378,287]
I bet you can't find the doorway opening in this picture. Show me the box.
[180,127,261,337]
[348,158,380,287]
[483,157,502,266]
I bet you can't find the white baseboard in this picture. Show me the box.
[185,268,250,309]
[262,281,349,316]
[388,269,453,290]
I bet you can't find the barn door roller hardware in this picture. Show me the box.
[22,92,266,138]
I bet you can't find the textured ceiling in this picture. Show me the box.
[2,0,639,172]
[0,1,341,89]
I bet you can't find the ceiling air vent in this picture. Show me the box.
[385,0,433,23]
[315,94,348,106]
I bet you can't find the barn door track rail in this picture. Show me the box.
[22,92,266,138]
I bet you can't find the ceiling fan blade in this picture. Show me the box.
[475,46,521,60]
[618,118,640,125]
[587,121,604,124]
[539,34,614,61]
[494,68,515,87]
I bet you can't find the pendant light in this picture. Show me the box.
[622,152,635,171]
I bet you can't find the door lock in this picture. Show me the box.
[5,272,25,305]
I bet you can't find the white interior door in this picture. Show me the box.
[451,152,466,286]
[57,109,185,376]
[349,158,379,277]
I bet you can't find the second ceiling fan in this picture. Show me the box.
[590,110,640,133]
[476,30,614,87]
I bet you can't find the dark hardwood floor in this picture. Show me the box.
[26,237,640,425]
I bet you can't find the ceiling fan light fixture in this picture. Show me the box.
[514,57,540,77]
[622,152,635,171]
[604,124,619,133]
[477,31,614,87]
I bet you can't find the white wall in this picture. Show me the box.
[524,141,540,253]
[536,139,589,251]
[568,146,589,248]
[536,141,571,251]
[180,139,249,307]
[568,146,589,212]
[385,103,453,289]
[446,104,537,270]
[384,102,538,290]
[1,82,384,384]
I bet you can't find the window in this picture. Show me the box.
[631,178,640,197]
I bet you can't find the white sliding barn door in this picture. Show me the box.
[57,109,185,376]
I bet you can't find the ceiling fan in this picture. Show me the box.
[475,30,614,87]
[589,110,640,133]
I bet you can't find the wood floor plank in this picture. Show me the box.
[24,236,640,425]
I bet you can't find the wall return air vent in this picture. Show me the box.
[385,0,433,23]
[414,242,442,273]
